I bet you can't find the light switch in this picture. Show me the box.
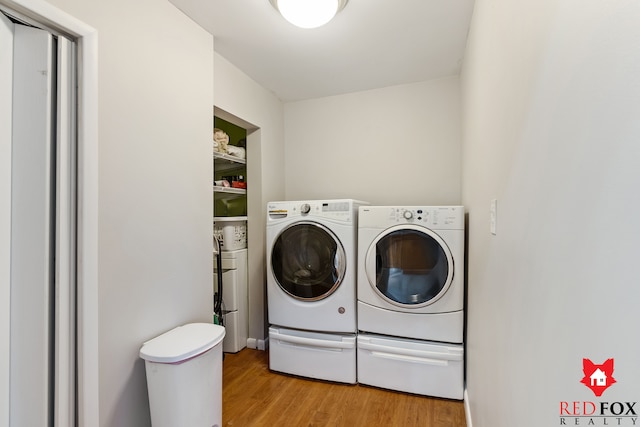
[490,199,497,235]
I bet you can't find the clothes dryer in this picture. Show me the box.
[266,199,367,384]
[357,205,465,343]
[356,205,465,398]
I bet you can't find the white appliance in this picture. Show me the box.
[357,333,463,400]
[214,248,248,353]
[357,206,465,399]
[357,206,465,342]
[269,326,356,383]
[266,199,367,384]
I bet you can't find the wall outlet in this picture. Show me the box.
[490,199,497,235]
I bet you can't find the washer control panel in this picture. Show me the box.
[268,200,368,222]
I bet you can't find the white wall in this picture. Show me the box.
[462,0,640,426]
[214,52,285,343]
[284,77,462,206]
[43,0,214,425]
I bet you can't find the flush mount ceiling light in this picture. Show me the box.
[269,0,349,29]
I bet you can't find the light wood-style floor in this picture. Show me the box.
[222,348,466,427]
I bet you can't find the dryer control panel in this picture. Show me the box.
[359,206,465,230]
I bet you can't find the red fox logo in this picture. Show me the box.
[580,358,616,397]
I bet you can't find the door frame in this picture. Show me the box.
[0,1,98,426]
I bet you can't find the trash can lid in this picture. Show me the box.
[139,323,226,364]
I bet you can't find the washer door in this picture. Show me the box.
[271,221,346,301]
[365,225,454,308]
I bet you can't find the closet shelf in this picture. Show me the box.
[214,186,246,199]
[214,216,248,221]
[214,152,246,172]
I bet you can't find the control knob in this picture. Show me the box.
[301,203,311,214]
[403,210,413,220]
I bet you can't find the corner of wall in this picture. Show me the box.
[464,388,473,427]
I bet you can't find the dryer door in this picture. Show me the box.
[365,225,454,308]
[271,221,346,301]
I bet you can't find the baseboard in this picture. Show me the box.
[246,337,268,351]
[464,388,473,427]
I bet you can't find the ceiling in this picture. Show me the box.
[169,0,476,102]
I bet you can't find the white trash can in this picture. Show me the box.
[140,323,226,427]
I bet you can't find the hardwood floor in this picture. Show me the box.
[222,349,466,427]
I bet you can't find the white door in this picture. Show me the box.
[11,21,56,427]
[0,11,13,427]
[1,11,76,427]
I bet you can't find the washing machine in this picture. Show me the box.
[266,199,367,383]
[357,205,465,399]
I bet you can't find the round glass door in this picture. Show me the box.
[366,225,454,307]
[271,222,346,301]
